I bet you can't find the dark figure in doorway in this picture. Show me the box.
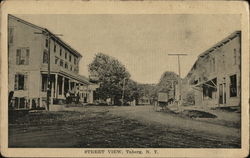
[8,91,14,108]
[76,92,80,104]
[66,91,70,104]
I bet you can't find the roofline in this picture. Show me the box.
[8,14,82,58]
[77,74,91,85]
[8,14,44,31]
[45,29,82,58]
[185,30,241,79]
[59,71,91,85]
[199,30,241,58]
[41,70,90,85]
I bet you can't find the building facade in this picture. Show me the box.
[183,31,241,107]
[8,15,97,109]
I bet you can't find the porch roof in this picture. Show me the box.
[41,70,91,85]
[191,78,217,90]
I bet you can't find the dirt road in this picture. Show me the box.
[109,105,240,138]
[9,105,240,148]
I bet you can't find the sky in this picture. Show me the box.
[16,14,241,84]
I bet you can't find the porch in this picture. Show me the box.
[192,78,218,106]
[40,72,93,106]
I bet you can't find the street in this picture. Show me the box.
[9,105,240,148]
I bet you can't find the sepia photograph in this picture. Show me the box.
[7,13,242,148]
[1,1,249,157]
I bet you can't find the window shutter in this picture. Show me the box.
[26,49,30,65]
[20,49,26,65]
[16,49,21,65]
[14,74,18,90]
[24,74,28,90]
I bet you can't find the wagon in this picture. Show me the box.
[157,92,169,110]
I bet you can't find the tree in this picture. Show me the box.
[88,53,130,105]
[137,84,157,101]
[157,71,179,98]
[124,79,140,104]
[140,84,158,104]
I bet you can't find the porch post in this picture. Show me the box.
[62,76,65,96]
[73,82,76,93]
[89,90,93,104]
[51,81,54,105]
[55,73,58,98]
[69,79,71,92]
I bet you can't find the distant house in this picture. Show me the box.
[8,15,98,109]
[138,96,151,105]
[182,31,241,107]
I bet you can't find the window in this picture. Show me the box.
[210,60,212,72]
[41,74,48,92]
[203,86,213,99]
[212,57,215,72]
[70,65,73,71]
[43,50,49,63]
[74,58,77,65]
[230,74,237,97]
[54,43,57,52]
[55,57,59,65]
[45,39,49,48]
[13,97,27,109]
[65,52,67,59]
[8,27,14,44]
[14,73,27,90]
[16,48,29,65]
[60,48,62,56]
[58,76,63,95]
[69,54,72,62]
[60,60,64,67]
[234,49,237,65]
[210,57,215,72]
[74,67,78,73]
[65,62,68,69]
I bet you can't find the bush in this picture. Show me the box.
[182,91,195,106]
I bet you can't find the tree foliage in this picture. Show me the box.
[88,53,131,104]
[137,84,158,99]
[89,54,181,105]
[157,71,179,93]
[124,79,140,103]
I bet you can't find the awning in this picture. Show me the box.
[192,78,217,90]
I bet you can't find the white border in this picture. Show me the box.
[1,1,249,157]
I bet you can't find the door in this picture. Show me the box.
[219,84,223,104]
[223,83,226,104]
[219,83,226,105]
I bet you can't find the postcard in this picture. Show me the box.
[0,0,249,157]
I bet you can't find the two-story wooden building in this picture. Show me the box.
[8,15,97,109]
[183,31,241,107]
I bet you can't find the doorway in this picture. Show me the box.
[219,83,226,105]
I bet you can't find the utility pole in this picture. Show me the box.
[121,78,126,106]
[166,79,175,98]
[168,54,187,110]
[47,35,51,111]
[35,31,63,111]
